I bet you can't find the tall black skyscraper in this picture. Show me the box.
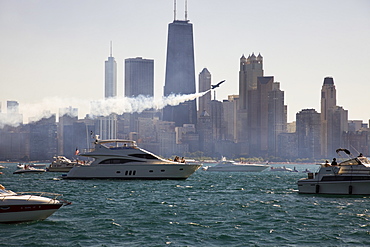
[163,2,196,127]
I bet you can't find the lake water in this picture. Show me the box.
[1,163,369,246]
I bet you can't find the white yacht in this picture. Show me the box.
[0,184,70,224]
[63,139,202,180]
[297,149,370,195]
[203,159,269,172]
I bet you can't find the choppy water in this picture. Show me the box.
[1,163,370,246]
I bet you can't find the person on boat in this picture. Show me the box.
[331,158,338,166]
[358,153,363,157]
[324,160,330,167]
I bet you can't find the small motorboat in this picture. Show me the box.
[297,149,370,195]
[13,165,46,174]
[290,167,299,172]
[0,184,70,224]
[0,165,5,169]
[269,166,293,172]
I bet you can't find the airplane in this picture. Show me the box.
[211,80,225,89]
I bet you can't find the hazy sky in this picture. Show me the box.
[1,0,369,123]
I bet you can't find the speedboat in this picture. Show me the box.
[269,166,293,172]
[47,156,81,172]
[0,184,70,224]
[63,138,202,180]
[297,149,370,195]
[302,168,312,173]
[203,159,269,172]
[13,165,46,174]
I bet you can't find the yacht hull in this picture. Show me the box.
[0,195,63,223]
[63,163,202,180]
[0,205,62,223]
[298,180,370,195]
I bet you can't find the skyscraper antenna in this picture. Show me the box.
[174,0,176,20]
[110,41,112,57]
[185,0,188,20]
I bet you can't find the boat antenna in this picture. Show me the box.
[110,41,112,57]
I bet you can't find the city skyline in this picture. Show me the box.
[0,0,369,123]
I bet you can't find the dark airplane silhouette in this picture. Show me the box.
[211,80,225,89]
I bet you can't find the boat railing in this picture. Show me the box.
[15,192,72,205]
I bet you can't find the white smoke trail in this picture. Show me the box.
[0,90,210,128]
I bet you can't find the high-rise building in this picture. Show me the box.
[198,68,211,116]
[6,100,23,125]
[247,76,287,156]
[124,57,155,133]
[163,4,197,127]
[320,77,337,157]
[239,53,264,111]
[7,101,19,113]
[327,106,348,157]
[222,95,239,142]
[105,42,117,98]
[268,82,287,156]
[296,109,321,159]
[248,76,274,155]
[237,53,264,143]
[57,107,78,155]
[124,57,154,97]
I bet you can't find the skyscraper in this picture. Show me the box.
[163,3,197,127]
[237,53,264,143]
[267,82,287,156]
[296,109,321,159]
[239,53,264,111]
[124,57,154,97]
[124,57,155,133]
[198,68,211,116]
[320,77,337,156]
[105,42,117,98]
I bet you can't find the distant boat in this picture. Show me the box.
[17,163,45,169]
[13,164,46,174]
[269,166,293,172]
[203,158,269,172]
[290,167,299,172]
[301,168,312,173]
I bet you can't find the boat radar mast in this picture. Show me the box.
[173,0,188,21]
